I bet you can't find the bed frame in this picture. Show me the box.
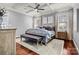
[20,26,56,46]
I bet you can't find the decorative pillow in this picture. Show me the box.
[43,26,52,31]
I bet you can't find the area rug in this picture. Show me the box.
[16,38,64,55]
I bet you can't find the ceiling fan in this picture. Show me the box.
[25,3,45,13]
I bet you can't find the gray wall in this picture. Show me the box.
[77,9,79,32]
[8,10,33,37]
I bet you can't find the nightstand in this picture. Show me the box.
[56,32,67,39]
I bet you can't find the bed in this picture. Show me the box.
[24,26,55,45]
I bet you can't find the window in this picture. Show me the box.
[48,16,54,24]
[42,16,47,25]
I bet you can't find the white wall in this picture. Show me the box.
[8,10,33,37]
[73,8,77,32]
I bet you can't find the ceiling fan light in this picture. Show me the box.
[35,9,37,12]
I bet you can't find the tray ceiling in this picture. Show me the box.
[0,3,77,17]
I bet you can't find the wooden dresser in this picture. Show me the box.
[0,26,16,55]
[56,32,67,39]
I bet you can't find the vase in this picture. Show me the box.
[0,16,3,26]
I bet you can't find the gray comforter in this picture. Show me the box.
[26,28,55,43]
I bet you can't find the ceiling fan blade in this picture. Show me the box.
[35,4,40,9]
[38,9,44,10]
[26,9,34,13]
[27,5,34,8]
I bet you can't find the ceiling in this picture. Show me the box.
[0,3,78,17]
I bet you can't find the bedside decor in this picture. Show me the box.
[58,23,67,32]
[0,8,6,16]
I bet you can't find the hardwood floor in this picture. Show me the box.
[64,40,78,55]
[16,43,39,55]
[16,39,78,55]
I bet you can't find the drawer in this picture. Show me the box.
[56,32,67,39]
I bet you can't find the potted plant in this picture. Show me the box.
[0,8,6,26]
[0,8,6,16]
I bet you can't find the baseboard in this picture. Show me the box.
[72,39,79,54]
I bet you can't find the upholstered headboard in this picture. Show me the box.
[39,25,55,31]
[43,23,54,28]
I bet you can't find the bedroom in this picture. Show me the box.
[0,3,79,55]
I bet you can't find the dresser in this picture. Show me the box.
[0,26,16,55]
[56,32,67,39]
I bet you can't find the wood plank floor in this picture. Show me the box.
[16,39,78,55]
[16,43,38,55]
[64,40,78,55]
